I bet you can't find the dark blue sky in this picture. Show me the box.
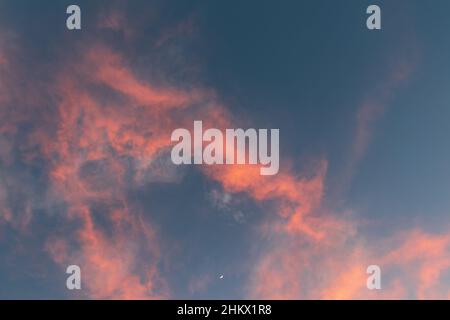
[0,0,449,299]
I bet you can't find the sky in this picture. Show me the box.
[0,0,450,299]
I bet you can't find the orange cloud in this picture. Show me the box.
[40,45,208,298]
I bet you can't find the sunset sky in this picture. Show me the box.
[1,0,450,299]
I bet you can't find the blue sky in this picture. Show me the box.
[0,0,449,299]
